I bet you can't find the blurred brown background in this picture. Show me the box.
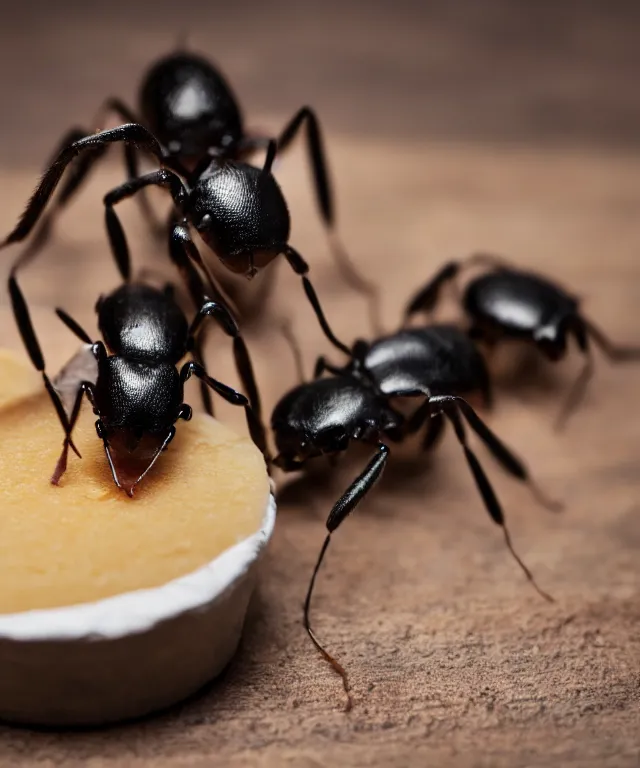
[0,1,639,766]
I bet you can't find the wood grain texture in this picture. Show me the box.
[0,2,639,765]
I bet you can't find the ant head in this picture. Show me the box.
[139,52,243,167]
[104,425,172,497]
[192,164,290,278]
[271,379,357,467]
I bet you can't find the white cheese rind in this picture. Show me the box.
[0,494,276,726]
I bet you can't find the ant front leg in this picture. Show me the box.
[284,247,351,357]
[304,442,390,712]
[51,378,100,486]
[278,107,382,334]
[1,125,165,251]
[171,224,263,423]
[180,361,270,463]
[99,98,170,237]
[188,295,264,424]
[10,128,111,276]
[404,262,462,321]
[104,168,188,280]
[313,355,346,379]
[404,253,512,324]
[8,276,81,462]
[52,309,107,484]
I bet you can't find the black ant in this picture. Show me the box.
[271,321,559,710]
[8,257,268,497]
[2,50,378,335]
[405,253,640,428]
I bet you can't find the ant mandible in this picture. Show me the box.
[2,50,379,331]
[272,321,558,710]
[8,246,268,497]
[405,253,640,428]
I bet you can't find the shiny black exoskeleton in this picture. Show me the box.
[271,322,556,709]
[405,253,640,427]
[345,323,492,400]
[272,376,402,470]
[139,53,246,169]
[2,50,377,347]
[9,277,267,497]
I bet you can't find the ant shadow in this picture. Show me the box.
[275,431,455,526]
[486,343,568,404]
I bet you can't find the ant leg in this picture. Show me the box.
[168,219,239,312]
[191,337,214,417]
[313,355,345,379]
[49,315,106,484]
[106,177,179,282]
[55,308,94,345]
[403,253,513,324]
[438,395,562,513]
[404,262,461,320]
[92,97,168,236]
[284,247,351,357]
[553,316,640,431]
[400,394,443,444]
[555,326,594,431]
[260,139,277,175]
[122,144,167,237]
[93,96,139,128]
[51,379,94,485]
[169,223,246,417]
[168,222,215,416]
[277,108,382,334]
[187,294,263,423]
[583,317,640,362]
[8,276,81,459]
[305,442,389,712]
[10,128,109,275]
[422,411,445,451]
[431,397,554,603]
[236,134,273,163]
[180,361,270,462]
[1,124,165,250]
[313,356,328,378]
[173,222,262,420]
[104,168,188,280]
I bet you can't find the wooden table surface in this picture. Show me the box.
[0,2,639,766]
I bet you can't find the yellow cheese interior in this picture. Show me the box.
[0,349,42,410]
[0,353,270,613]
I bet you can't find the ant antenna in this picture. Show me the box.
[304,534,353,712]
